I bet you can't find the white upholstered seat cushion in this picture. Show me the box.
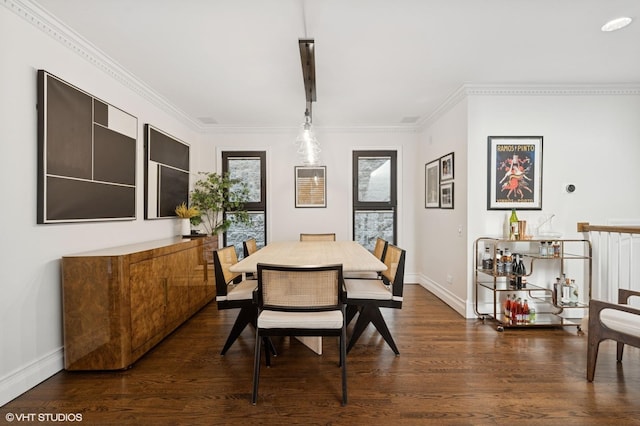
[258,310,344,329]
[216,280,256,302]
[344,271,380,279]
[345,278,392,300]
[601,308,640,337]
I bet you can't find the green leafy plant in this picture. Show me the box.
[189,171,250,235]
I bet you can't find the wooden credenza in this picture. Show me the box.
[61,237,217,370]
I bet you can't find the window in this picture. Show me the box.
[222,151,266,256]
[353,150,397,250]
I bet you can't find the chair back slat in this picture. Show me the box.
[213,246,242,296]
[300,233,336,241]
[243,238,258,257]
[381,244,406,298]
[257,264,343,310]
[373,238,388,261]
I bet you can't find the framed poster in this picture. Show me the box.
[295,166,326,208]
[440,152,454,181]
[440,182,454,209]
[425,160,440,208]
[487,136,543,210]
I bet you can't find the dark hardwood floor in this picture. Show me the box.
[3,285,639,425]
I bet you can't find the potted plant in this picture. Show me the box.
[189,171,251,237]
[175,202,200,236]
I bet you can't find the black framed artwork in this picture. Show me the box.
[487,136,543,210]
[144,125,190,219]
[37,70,137,223]
[440,152,454,182]
[440,182,454,209]
[425,159,440,208]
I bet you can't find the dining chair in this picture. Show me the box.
[242,238,259,280]
[251,263,347,405]
[344,243,406,355]
[300,233,336,241]
[213,245,259,355]
[587,289,640,381]
[344,237,388,280]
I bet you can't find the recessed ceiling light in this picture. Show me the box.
[601,17,633,32]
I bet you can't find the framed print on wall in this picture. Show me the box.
[440,152,454,181]
[440,182,454,209]
[487,136,543,210]
[295,166,326,208]
[425,159,440,208]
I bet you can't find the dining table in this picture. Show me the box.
[229,240,387,354]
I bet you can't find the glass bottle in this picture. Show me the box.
[509,209,519,240]
[482,246,493,270]
[561,278,571,305]
[496,250,504,275]
[553,277,561,305]
[539,241,547,257]
[570,279,579,305]
[517,254,527,289]
[503,248,513,275]
[509,253,518,288]
[528,300,536,323]
[515,297,523,323]
[522,299,530,324]
[504,294,512,319]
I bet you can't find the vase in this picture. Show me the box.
[180,218,191,236]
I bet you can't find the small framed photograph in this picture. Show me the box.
[440,182,454,209]
[487,136,543,210]
[425,160,440,208]
[295,166,326,208]
[440,152,454,181]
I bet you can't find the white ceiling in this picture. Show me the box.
[30,0,640,130]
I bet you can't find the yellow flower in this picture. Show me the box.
[175,202,199,218]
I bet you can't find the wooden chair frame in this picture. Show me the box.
[587,288,640,381]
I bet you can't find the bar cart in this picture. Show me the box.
[474,237,591,332]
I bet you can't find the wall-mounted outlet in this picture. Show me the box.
[457,225,463,236]
[446,274,453,284]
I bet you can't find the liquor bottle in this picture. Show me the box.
[504,294,512,318]
[517,254,527,288]
[553,277,561,305]
[509,209,519,240]
[522,299,530,324]
[503,248,513,275]
[515,297,523,323]
[528,300,537,323]
[482,246,493,270]
[561,278,571,306]
[570,279,579,305]
[511,253,520,289]
[496,250,504,275]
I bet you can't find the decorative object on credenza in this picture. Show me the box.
[37,70,137,223]
[295,166,326,208]
[487,136,543,210]
[175,202,200,236]
[144,124,190,219]
[425,159,440,208]
[189,172,250,235]
[439,152,454,182]
[440,182,454,209]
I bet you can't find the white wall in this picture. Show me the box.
[416,98,469,315]
[207,128,418,273]
[417,89,640,319]
[0,6,202,405]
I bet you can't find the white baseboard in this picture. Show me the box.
[414,274,472,318]
[0,347,64,407]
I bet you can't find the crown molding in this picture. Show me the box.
[419,82,640,130]
[4,0,202,131]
